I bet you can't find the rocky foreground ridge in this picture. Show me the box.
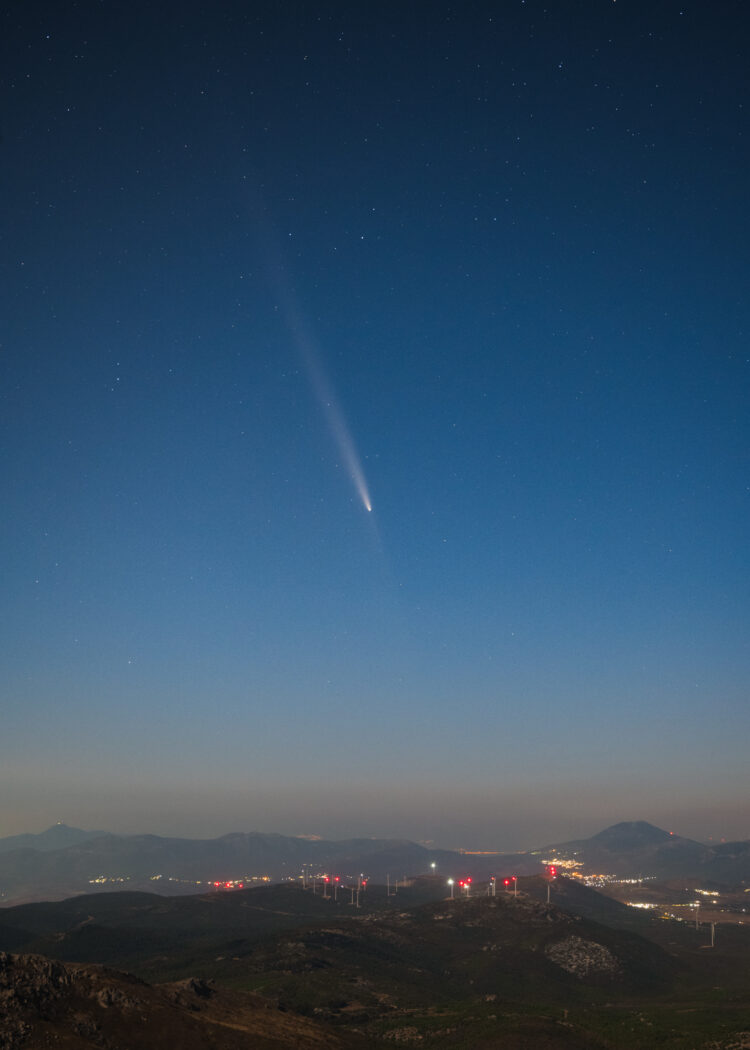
[0,951,355,1050]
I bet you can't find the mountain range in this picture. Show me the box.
[0,826,530,906]
[1,820,748,908]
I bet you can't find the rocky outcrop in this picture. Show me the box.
[544,935,622,979]
[0,951,72,1007]
[0,951,148,1048]
[0,952,72,1049]
[0,951,351,1049]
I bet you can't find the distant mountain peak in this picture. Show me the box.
[0,824,107,857]
[589,821,674,847]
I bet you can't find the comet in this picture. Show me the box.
[246,190,373,514]
[295,326,373,515]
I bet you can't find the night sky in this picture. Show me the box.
[2,1,748,848]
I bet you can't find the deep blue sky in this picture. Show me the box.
[2,1,748,848]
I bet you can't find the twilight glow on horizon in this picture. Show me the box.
[2,0,748,850]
